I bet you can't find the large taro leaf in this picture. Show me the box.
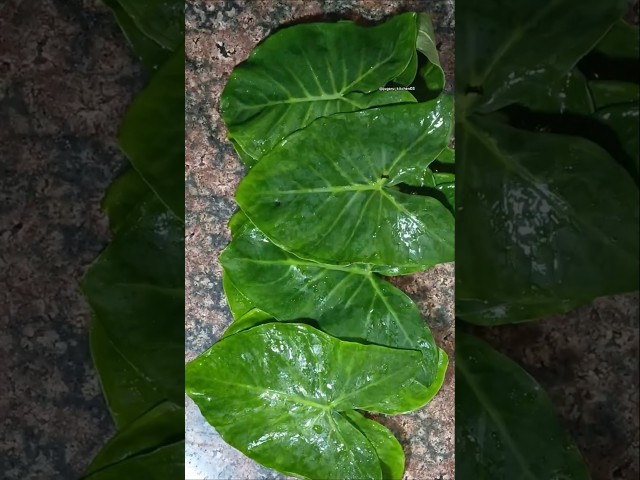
[220,13,419,164]
[116,0,184,52]
[82,185,184,404]
[103,0,173,72]
[85,401,183,476]
[186,322,429,480]
[119,48,184,219]
[456,0,629,113]
[456,116,639,324]
[456,332,590,480]
[236,99,455,274]
[219,215,446,397]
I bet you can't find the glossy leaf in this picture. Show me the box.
[518,69,594,115]
[221,13,419,164]
[456,116,639,324]
[593,103,640,182]
[343,411,405,480]
[186,323,428,480]
[86,401,183,475]
[236,99,455,274]
[103,0,173,72]
[457,0,629,113]
[594,19,639,59]
[222,271,255,320]
[416,13,445,93]
[116,0,184,52]
[82,192,184,404]
[90,318,164,429]
[119,48,185,219]
[456,332,590,480]
[589,81,640,109]
[219,217,443,391]
[221,308,273,338]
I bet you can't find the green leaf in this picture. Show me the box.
[342,411,405,480]
[593,103,640,182]
[221,13,419,164]
[221,308,273,338]
[89,318,164,429]
[589,81,640,109]
[236,99,455,274]
[119,48,185,219]
[103,0,173,72]
[85,401,183,476]
[456,332,590,480]
[83,442,184,480]
[101,168,150,233]
[115,0,184,52]
[82,192,184,404]
[457,0,629,113]
[518,69,594,115]
[436,146,455,164]
[219,217,443,392]
[222,271,255,319]
[594,19,639,59]
[416,13,445,94]
[186,323,429,480]
[456,116,639,324]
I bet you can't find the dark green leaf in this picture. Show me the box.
[119,48,185,219]
[116,0,184,52]
[456,116,639,324]
[89,318,164,429]
[589,81,640,109]
[219,217,445,393]
[101,168,150,233]
[518,69,594,115]
[186,323,429,480]
[416,13,445,93]
[221,13,419,164]
[457,0,628,113]
[236,99,455,274]
[82,192,184,404]
[593,103,639,182]
[342,411,405,480]
[594,19,639,59]
[456,332,590,480]
[86,401,183,475]
[103,0,173,72]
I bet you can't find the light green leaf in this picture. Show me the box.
[456,116,639,324]
[186,323,429,480]
[219,217,443,392]
[236,99,455,274]
[457,332,590,480]
[221,13,419,164]
[457,0,629,113]
[119,48,185,219]
[222,271,255,320]
[416,13,445,94]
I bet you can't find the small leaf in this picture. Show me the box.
[589,81,640,109]
[416,13,445,94]
[457,332,590,480]
[236,99,455,274]
[116,0,184,52]
[186,323,429,480]
[594,19,639,59]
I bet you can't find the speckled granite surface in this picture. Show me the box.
[476,293,639,480]
[0,1,144,478]
[184,1,455,479]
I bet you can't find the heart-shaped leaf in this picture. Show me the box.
[457,332,590,480]
[186,323,428,480]
[219,215,445,393]
[456,116,639,324]
[221,13,419,164]
[236,99,455,274]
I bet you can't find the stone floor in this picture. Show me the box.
[184,1,455,479]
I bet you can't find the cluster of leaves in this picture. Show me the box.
[456,0,639,477]
[80,1,185,478]
[186,13,455,480]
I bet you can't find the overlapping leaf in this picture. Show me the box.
[456,116,639,324]
[116,0,184,52]
[219,214,446,395]
[186,323,428,480]
[457,332,590,480]
[236,99,455,274]
[221,13,419,164]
